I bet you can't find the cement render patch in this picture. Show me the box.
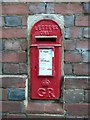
[65,76,89,78]
[0,75,27,78]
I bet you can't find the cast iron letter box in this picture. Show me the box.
[30,19,62,100]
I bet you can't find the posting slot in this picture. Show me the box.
[35,36,57,41]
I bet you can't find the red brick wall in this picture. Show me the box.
[0,2,89,119]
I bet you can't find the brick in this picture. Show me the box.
[54,3,83,14]
[2,28,26,39]
[2,4,27,15]
[65,103,88,116]
[46,3,54,13]
[2,77,26,88]
[27,102,44,113]
[64,52,82,62]
[0,88,8,101]
[64,40,75,50]
[0,16,4,27]
[0,40,4,51]
[19,63,27,74]
[2,0,55,1]
[2,89,8,101]
[7,114,26,118]
[5,16,21,27]
[65,77,88,89]
[3,64,19,74]
[0,5,2,15]
[64,64,72,75]
[1,101,25,113]
[2,51,26,63]
[82,51,90,62]
[64,90,84,103]
[85,90,90,103]
[65,28,70,39]
[22,16,27,26]
[83,28,90,38]
[0,89,2,100]
[0,40,2,51]
[0,52,2,62]
[5,40,21,50]
[55,0,89,2]
[28,3,45,14]
[0,63,2,75]
[83,3,90,13]
[73,64,88,75]
[75,16,88,27]
[20,39,27,51]
[0,78,2,88]
[18,52,27,63]
[78,28,83,38]
[2,0,16,1]
[0,30,1,37]
[8,88,25,101]
[3,0,55,2]
[88,78,90,89]
[76,40,89,51]
[70,27,80,39]
[45,103,64,114]
[64,15,74,27]
[2,52,18,63]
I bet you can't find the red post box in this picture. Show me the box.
[30,19,62,100]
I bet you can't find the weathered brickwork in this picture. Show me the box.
[0,1,89,119]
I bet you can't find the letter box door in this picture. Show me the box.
[30,19,62,100]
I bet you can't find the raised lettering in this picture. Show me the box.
[37,88,46,97]
[49,25,52,30]
[34,24,58,36]
[35,26,38,31]
[37,88,55,98]
[47,88,55,98]
[40,31,43,36]
[42,25,44,30]
[55,25,58,30]
[38,25,41,31]
[45,25,48,30]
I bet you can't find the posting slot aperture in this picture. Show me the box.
[35,36,57,41]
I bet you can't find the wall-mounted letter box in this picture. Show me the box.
[30,19,62,100]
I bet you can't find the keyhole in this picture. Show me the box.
[35,66,37,70]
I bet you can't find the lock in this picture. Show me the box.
[30,19,62,100]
